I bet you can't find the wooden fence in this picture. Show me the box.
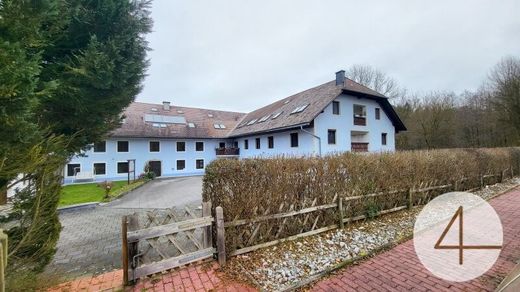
[121,168,514,283]
[213,169,513,264]
[0,229,7,292]
[122,203,213,284]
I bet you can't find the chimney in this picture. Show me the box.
[335,70,345,86]
[162,101,171,111]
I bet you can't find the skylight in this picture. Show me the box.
[177,110,184,114]
[213,124,226,129]
[144,114,186,124]
[151,108,158,112]
[208,114,214,118]
[258,115,271,123]
[188,122,195,128]
[291,104,309,114]
[247,119,258,125]
[272,112,283,119]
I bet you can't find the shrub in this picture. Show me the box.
[203,147,520,253]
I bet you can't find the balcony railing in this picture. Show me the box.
[216,147,240,156]
[353,116,366,126]
[351,142,369,152]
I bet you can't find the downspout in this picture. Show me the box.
[300,126,321,156]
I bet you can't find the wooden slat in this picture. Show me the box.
[133,248,215,279]
[230,225,338,256]
[127,217,213,242]
[224,203,337,227]
[231,204,409,256]
[344,189,406,202]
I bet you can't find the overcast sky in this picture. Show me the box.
[137,0,520,113]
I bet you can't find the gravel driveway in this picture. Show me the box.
[45,176,203,280]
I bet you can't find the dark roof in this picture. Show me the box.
[111,102,246,139]
[228,78,406,137]
[111,77,406,139]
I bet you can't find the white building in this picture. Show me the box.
[64,70,406,183]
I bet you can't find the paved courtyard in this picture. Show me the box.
[312,187,520,291]
[45,176,204,280]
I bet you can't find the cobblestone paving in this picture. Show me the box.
[45,202,202,280]
[50,263,256,292]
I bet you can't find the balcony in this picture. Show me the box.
[353,116,366,126]
[215,147,240,156]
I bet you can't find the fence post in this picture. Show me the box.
[407,188,413,210]
[480,174,484,189]
[121,216,129,286]
[216,206,226,266]
[202,201,212,248]
[127,214,139,284]
[0,229,7,292]
[338,198,344,229]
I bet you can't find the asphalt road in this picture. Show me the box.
[45,176,203,280]
[106,176,203,209]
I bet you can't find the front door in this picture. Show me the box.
[148,161,162,177]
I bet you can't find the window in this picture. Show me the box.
[233,141,238,148]
[219,142,225,148]
[176,160,185,170]
[196,159,204,169]
[268,136,274,149]
[290,133,299,148]
[117,141,129,152]
[375,108,381,120]
[244,139,249,150]
[196,142,204,151]
[93,163,106,175]
[258,115,270,122]
[67,164,80,177]
[353,105,367,126]
[149,141,160,152]
[382,133,387,146]
[93,141,106,152]
[328,130,336,144]
[255,138,261,149]
[176,141,186,152]
[272,112,283,119]
[117,162,129,174]
[291,104,309,114]
[332,101,340,115]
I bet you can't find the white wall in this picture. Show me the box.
[235,129,317,158]
[313,93,396,155]
[63,138,229,184]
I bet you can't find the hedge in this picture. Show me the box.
[202,147,520,253]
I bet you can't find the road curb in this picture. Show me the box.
[58,202,99,213]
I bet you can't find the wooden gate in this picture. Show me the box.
[122,203,213,284]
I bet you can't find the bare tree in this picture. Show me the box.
[345,64,405,99]
[488,56,520,138]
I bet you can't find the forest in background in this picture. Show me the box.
[345,56,520,150]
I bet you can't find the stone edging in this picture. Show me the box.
[58,202,99,213]
[281,182,520,291]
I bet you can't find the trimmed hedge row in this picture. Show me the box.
[202,147,520,253]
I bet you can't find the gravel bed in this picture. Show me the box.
[222,179,520,291]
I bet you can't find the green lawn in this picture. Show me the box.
[59,180,143,207]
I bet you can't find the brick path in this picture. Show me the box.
[49,263,255,292]
[312,187,520,291]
